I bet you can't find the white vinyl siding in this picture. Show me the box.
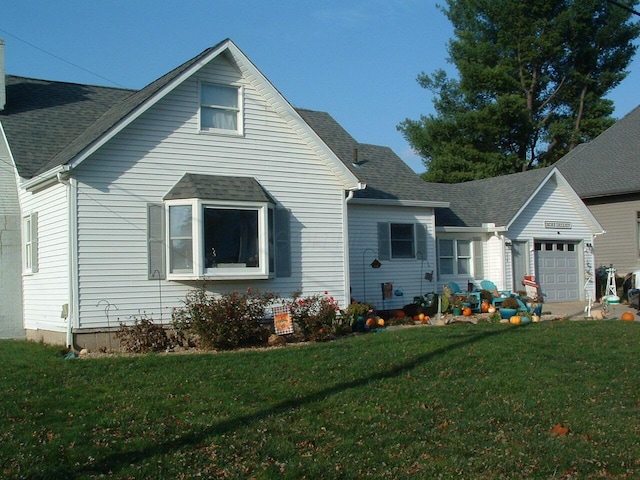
[71,54,349,328]
[350,204,436,307]
[18,183,69,333]
[507,177,599,300]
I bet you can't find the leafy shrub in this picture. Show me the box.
[287,291,341,341]
[116,316,172,353]
[172,287,278,350]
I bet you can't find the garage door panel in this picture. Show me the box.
[535,241,580,302]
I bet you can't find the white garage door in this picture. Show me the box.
[534,241,580,302]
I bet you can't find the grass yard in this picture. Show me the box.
[1,321,639,479]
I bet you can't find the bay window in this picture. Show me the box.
[150,173,289,280]
[167,201,271,279]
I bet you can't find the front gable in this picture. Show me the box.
[507,169,603,237]
[21,39,361,193]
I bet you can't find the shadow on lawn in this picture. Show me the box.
[55,325,525,479]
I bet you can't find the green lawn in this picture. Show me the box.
[1,321,639,479]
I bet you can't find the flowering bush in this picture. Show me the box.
[288,291,342,341]
[172,287,278,350]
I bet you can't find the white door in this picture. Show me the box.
[534,241,580,302]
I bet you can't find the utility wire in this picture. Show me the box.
[0,26,126,88]
[605,0,640,17]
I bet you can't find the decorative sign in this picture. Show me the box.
[544,221,572,230]
[272,306,293,335]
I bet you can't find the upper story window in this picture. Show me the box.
[200,83,242,134]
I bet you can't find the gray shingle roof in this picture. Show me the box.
[163,173,275,203]
[429,167,554,227]
[2,41,227,179]
[556,105,640,198]
[1,76,133,178]
[2,43,561,231]
[296,108,445,203]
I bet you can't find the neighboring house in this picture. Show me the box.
[0,39,603,346]
[557,106,640,279]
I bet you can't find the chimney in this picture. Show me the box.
[0,39,5,111]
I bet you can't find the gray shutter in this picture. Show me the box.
[377,222,390,260]
[147,203,166,280]
[275,208,291,277]
[415,223,427,259]
[30,212,38,274]
[472,237,483,280]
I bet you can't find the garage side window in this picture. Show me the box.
[22,212,38,274]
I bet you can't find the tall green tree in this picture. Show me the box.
[399,0,640,182]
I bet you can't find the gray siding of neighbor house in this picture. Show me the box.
[585,194,640,276]
[0,150,24,338]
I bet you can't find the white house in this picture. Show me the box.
[426,169,604,303]
[0,39,603,346]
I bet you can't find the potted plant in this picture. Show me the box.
[451,296,464,315]
[499,296,520,320]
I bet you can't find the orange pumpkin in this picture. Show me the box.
[421,315,430,324]
[509,315,522,325]
[621,311,635,322]
[418,313,425,322]
[481,301,489,313]
[365,317,377,327]
[462,307,472,316]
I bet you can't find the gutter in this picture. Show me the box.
[341,187,361,308]
[22,165,69,192]
[437,225,508,233]
[57,172,77,349]
[349,197,449,208]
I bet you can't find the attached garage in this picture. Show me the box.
[534,241,580,302]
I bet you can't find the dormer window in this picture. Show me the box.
[200,83,242,134]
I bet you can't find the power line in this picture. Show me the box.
[0,26,126,88]
[605,0,640,17]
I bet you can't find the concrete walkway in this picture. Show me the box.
[541,300,639,321]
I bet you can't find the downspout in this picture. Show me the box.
[57,172,76,349]
[342,189,355,307]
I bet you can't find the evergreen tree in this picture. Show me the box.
[398,0,640,182]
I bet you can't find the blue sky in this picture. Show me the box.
[2,0,639,173]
